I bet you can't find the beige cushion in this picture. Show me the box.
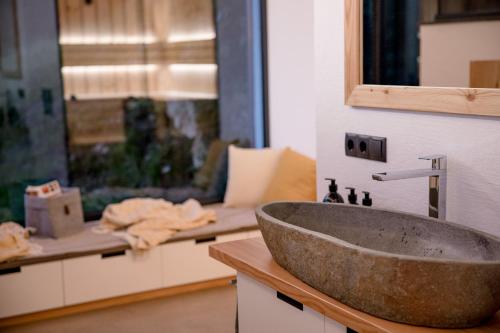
[260,148,316,203]
[223,145,283,208]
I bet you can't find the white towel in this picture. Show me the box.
[0,222,42,263]
[93,198,216,250]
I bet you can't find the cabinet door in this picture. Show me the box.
[0,262,64,318]
[62,247,162,305]
[237,272,324,333]
[161,232,247,287]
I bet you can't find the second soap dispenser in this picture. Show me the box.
[345,187,358,205]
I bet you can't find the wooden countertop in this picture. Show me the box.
[209,237,500,333]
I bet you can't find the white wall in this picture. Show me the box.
[266,0,316,157]
[315,0,500,236]
[420,20,500,87]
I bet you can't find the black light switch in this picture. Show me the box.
[368,137,386,162]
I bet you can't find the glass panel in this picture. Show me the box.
[58,0,221,218]
[0,0,240,223]
[363,0,500,88]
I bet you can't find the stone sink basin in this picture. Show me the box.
[255,202,500,328]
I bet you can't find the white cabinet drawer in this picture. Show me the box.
[238,272,324,333]
[62,247,162,305]
[325,317,347,333]
[161,231,246,287]
[0,262,64,318]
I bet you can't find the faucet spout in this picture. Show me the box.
[372,169,444,181]
[371,155,447,220]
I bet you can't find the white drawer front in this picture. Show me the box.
[0,262,64,318]
[63,247,162,305]
[325,317,347,333]
[161,232,246,287]
[238,272,325,333]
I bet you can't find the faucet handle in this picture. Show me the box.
[419,154,446,169]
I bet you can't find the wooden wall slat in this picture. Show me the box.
[64,0,82,42]
[59,0,218,100]
[81,0,97,42]
[111,0,126,41]
[96,0,112,41]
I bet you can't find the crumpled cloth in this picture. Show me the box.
[93,198,216,250]
[0,222,42,263]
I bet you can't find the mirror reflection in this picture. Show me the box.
[363,0,500,88]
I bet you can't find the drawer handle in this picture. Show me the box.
[0,267,21,276]
[101,250,126,259]
[195,236,216,244]
[276,291,303,311]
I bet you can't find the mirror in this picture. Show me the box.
[363,0,500,89]
[344,0,500,117]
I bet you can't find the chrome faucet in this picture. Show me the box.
[372,155,447,220]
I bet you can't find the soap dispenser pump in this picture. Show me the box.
[345,187,358,205]
[323,178,344,203]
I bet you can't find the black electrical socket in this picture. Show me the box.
[345,133,358,157]
[345,133,387,162]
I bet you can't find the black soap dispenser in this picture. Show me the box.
[362,191,372,207]
[323,178,344,203]
[345,187,358,205]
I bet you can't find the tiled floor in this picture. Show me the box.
[1,286,237,333]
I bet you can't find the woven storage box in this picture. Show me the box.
[24,187,84,238]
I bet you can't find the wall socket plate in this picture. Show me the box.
[345,133,387,162]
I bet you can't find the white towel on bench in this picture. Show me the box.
[0,222,42,263]
[93,198,216,250]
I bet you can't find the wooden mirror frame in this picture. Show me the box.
[344,0,500,117]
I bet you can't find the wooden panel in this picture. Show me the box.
[0,262,64,318]
[62,0,82,41]
[111,0,126,39]
[470,60,500,89]
[0,276,234,328]
[210,238,500,333]
[96,0,112,40]
[65,99,125,145]
[124,0,143,39]
[344,0,500,117]
[61,41,214,66]
[58,0,217,99]
[81,0,97,42]
[238,272,325,333]
[348,85,500,117]
[166,0,215,42]
[344,0,361,103]
[63,248,162,305]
